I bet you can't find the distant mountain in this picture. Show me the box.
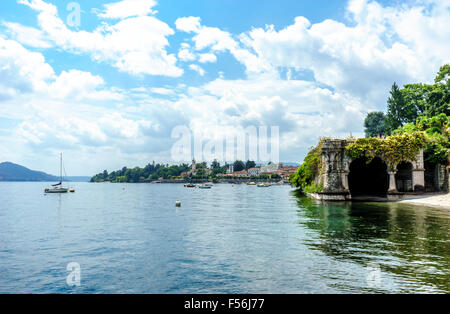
[0,162,90,182]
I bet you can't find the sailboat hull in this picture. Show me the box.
[45,188,69,194]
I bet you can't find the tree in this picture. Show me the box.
[211,159,221,169]
[435,64,450,84]
[364,112,386,137]
[402,83,431,116]
[233,160,245,172]
[245,160,256,170]
[385,82,417,134]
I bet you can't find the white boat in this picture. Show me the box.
[44,153,69,194]
[257,183,271,187]
[198,184,212,189]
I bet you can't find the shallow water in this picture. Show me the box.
[0,182,448,293]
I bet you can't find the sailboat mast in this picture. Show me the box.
[60,153,63,183]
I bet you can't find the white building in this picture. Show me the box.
[260,163,280,174]
[248,168,260,177]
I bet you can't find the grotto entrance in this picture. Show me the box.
[348,157,389,198]
[395,162,413,192]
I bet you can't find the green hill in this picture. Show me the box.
[0,162,89,182]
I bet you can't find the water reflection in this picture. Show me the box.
[292,190,450,293]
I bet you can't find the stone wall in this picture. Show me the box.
[318,139,351,194]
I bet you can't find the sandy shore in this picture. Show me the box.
[398,193,450,209]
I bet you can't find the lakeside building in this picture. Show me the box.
[274,165,299,180]
[260,163,280,174]
[248,168,260,177]
[233,170,249,178]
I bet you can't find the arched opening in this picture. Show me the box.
[425,161,438,192]
[348,157,389,197]
[395,162,413,192]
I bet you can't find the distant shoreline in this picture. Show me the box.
[92,178,292,185]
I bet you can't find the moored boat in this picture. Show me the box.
[44,153,69,194]
[45,187,69,193]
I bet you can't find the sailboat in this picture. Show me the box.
[44,153,69,194]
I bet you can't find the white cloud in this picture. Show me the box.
[242,0,450,108]
[176,16,272,74]
[0,38,144,162]
[175,16,202,33]
[198,53,217,63]
[0,37,54,99]
[189,64,205,76]
[150,87,175,95]
[17,0,182,77]
[3,22,52,48]
[44,70,124,101]
[97,0,158,19]
[178,46,196,61]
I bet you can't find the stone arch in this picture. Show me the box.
[348,157,389,197]
[395,162,413,192]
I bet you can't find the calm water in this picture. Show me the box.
[0,182,448,294]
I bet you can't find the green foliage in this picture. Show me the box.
[345,133,427,168]
[210,159,221,169]
[233,160,245,172]
[270,174,281,180]
[290,142,323,192]
[435,64,450,84]
[91,163,190,183]
[393,114,449,164]
[245,160,256,170]
[379,65,449,136]
[401,83,431,116]
[364,111,386,137]
[385,82,418,134]
[303,183,324,194]
[358,64,449,166]
[426,83,450,117]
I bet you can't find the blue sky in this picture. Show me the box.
[0,0,449,175]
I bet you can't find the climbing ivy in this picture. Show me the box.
[290,140,325,192]
[345,132,427,169]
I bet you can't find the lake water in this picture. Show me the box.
[0,182,448,294]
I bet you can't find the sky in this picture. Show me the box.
[0,0,449,175]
